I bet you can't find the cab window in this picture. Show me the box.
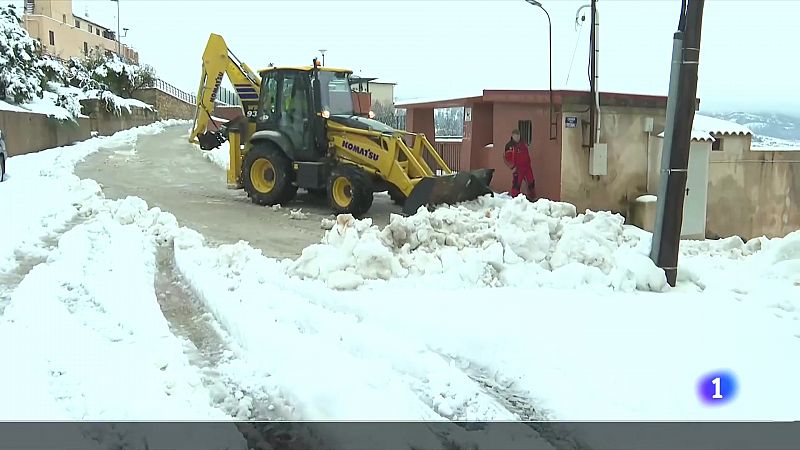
[258,73,278,121]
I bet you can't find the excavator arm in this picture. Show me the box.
[189,33,262,150]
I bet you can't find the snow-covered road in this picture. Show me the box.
[1,121,799,448]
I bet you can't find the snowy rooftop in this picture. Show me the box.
[657,114,753,142]
[692,114,753,136]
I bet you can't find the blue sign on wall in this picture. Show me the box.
[565,116,578,128]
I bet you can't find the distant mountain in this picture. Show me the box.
[700,111,800,149]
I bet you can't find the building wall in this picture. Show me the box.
[490,103,562,201]
[706,140,799,240]
[23,0,138,62]
[560,107,667,214]
[464,102,493,171]
[367,83,394,107]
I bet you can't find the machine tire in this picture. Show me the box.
[387,184,406,206]
[327,165,373,217]
[242,143,297,206]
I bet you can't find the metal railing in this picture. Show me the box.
[425,138,462,172]
[153,78,196,105]
[152,78,240,107]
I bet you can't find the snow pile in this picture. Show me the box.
[189,138,230,170]
[288,208,308,220]
[288,195,669,292]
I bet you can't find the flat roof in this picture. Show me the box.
[396,89,698,110]
[72,14,109,32]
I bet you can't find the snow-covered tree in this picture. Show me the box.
[0,5,45,103]
[435,107,465,137]
[372,100,403,129]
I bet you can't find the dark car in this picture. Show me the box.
[0,129,6,182]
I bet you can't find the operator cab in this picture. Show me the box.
[255,65,393,162]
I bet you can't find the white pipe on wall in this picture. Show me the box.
[594,7,601,144]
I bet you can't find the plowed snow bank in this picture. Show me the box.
[288,195,668,291]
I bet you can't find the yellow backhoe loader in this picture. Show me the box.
[189,33,494,216]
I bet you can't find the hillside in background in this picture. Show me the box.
[701,111,800,149]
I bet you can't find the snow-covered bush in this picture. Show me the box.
[38,55,68,84]
[62,56,106,91]
[85,48,156,98]
[0,5,46,103]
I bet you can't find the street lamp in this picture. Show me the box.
[523,0,556,140]
[319,49,327,66]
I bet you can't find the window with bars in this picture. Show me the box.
[517,120,533,145]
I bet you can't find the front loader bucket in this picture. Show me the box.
[402,168,495,216]
[197,130,227,151]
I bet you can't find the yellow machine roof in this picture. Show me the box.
[259,66,352,74]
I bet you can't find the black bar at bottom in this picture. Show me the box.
[0,422,799,450]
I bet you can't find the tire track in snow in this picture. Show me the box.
[0,214,90,315]
[266,280,582,448]
[154,247,293,420]
[439,354,585,450]
[181,268,526,421]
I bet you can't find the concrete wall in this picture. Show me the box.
[133,88,196,120]
[490,103,562,201]
[80,98,156,136]
[706,144,800,240]
[0,110,91,157]
[560,107,667,214]
[2,99,155,157]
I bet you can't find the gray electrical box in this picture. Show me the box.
[644,117,655,133]
[589,143,608,176]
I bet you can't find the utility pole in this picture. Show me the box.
[650,0,706,286]
[112,0,121,57]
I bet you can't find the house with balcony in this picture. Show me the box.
[22,0,138,63]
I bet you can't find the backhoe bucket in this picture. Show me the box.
[402,168,495,216]
[197,130,227,151]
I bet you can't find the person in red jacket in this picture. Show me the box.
[503,129,536,200]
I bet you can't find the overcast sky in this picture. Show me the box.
[17,0,800,114]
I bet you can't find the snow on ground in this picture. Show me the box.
[0,120,180,274]
[0,119,251,447]
[2,120,800,441]
[173,209,800,421]
[0,98,29,112]
[0,197,227,419]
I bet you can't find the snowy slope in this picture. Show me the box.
[703,111,800,149]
